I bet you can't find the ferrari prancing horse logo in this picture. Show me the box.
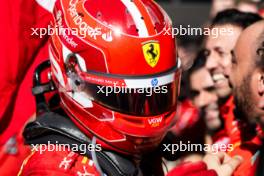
[142,41,160,68]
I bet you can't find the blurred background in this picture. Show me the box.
[157,0,264,28]
[158,0,211,27]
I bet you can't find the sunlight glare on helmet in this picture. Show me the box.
[113,26,122,37]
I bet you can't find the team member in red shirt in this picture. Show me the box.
[228,20,264,176]
[204,9,263,176]
[188,54,231,151]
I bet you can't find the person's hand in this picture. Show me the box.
[203,152,243,176]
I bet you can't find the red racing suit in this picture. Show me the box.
[0,0,52,175]
[19,147,217,176]
[18,108,217,176]
[166,161,217,176]
[19,147,101,176]
[0,130,31,176]
[220,96,262,176]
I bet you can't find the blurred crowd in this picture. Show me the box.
[165,0,264,175]
[0,0,264,175]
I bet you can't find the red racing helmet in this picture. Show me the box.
[49,0,181,155]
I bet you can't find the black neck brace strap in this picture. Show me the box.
[23,111,139,176]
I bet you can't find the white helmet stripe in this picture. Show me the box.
[62,44,72,62]
[121,0,149,37]
[124,60,181,88]
[124,72,175,88]
[49,46,66,87]
[35,0,56,13]
[66,91,93,108]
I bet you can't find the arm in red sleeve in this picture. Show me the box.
[0,0,52,134]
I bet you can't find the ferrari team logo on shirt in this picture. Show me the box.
[142,41,160,68]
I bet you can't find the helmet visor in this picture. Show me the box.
[70,64,181,117]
